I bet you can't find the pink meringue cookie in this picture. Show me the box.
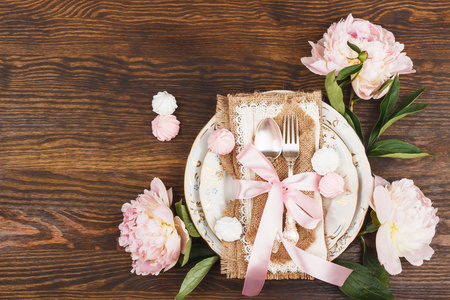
[318,172,345,198]
[207,128,235,155]
[151,115,180,141]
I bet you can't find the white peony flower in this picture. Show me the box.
[311,147,340,175]
[373,178,439,275]
[214,217,242,242]
[152,91,178,115]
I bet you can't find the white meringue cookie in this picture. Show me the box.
[152,91,178,115]
[214,217,242,242]
[311,147,340,175]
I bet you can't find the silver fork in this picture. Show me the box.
[282,115,300,244]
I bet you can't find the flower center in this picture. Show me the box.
[389,222,399,239]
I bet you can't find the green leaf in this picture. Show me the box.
[175,200,183,217]
[370,210,381,227]
[374,79,393,96]
[325,71,345,115]
[368,76,400,148]
[361,236,390,288]
[391,87,426,117]
[180,239,192,267]
[347,41,361,54]
[343,111,355,127]
[175,200,200,238]
[381,75,400,118]
[186,243,217,264]
[175,256,219,300]
[344,107,364,144]
[362,221,379,234]
[379,103,429,137]
[367,139,430,158]
[335,260,394,300]
[337,63,363,81]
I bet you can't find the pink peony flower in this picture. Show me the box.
[118,178,190,275]
[207,128,235,155]
[301,14,415,100]
[318,172,345,198]
[152,114,180,141]
[372,178,438,275]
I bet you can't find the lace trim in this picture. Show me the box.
[234,100,321,275]
[234,101,284,264]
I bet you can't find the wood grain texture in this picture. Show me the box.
[0,0,449,298]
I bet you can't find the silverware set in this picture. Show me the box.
[254,115,301,252]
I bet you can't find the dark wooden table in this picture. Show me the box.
[1,1,449,299]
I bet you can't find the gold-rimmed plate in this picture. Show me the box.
[199,150,236,238]
[184,101,371,259]
[198,126,359,249]
[183,118,222,254]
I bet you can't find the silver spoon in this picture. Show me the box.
[254,118,282,253]
[254,118,282,163]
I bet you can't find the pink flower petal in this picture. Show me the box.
[150,177,170,207]
[152,205,175,226]
[404,243,434,266]
[174,216,190,254]
[376,224,402,275]
[373,186,392,224]
[373,175,389,188]
[163,231,181,271]
[167,188,173,206]
[300,57,330,75]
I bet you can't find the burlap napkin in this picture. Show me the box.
[216,91,328,280]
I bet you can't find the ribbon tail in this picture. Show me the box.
[242,182,284,297]
[280,236,353,286]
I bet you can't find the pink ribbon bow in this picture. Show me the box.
[236,143,353,296]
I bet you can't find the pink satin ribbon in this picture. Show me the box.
[236,143,353,296]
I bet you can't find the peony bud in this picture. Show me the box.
[358,51,368,62]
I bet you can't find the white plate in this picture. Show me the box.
[199,150,236,234]
[184,102,371,259]
[199,126,359,249]
[320,126,359,248]
[184,118,222,254]
[322,104,372,258]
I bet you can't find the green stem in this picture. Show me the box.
[349,89,361,112]
[339,79,351,89]
[350,98,361,111]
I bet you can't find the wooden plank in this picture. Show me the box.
[0,0,449,298]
